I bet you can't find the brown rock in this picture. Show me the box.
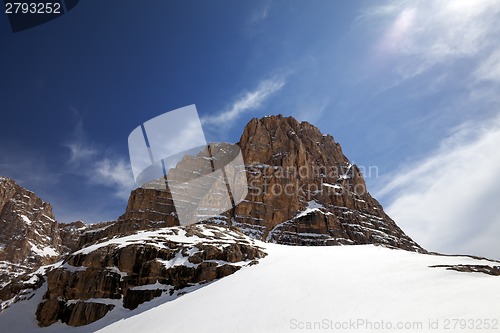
[224,115,423,251]
[35,298,63,327]
[65,302,115,327]
[123,289,162,310]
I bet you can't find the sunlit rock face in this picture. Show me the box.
[96,115,422,252]
[0,177,62,288]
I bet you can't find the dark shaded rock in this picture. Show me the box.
[123,289,163,310]
[36,298,63,327]
[64,301,115,327]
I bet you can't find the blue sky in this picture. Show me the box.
[1,1,500,259]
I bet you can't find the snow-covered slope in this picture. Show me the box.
[1,243,499,333]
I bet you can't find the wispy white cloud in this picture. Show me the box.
[248,0,271,24]
[202,76,286,126]
[363,0,500,80]
[474,49,500,83]
[65,109,134,200]
[376,117,500,259]
[64,109,98,165]
[355,1,500,260]
[65,142,97,164]
[377,7,417,55]
[91,158,135,200]
[293,98,330,125]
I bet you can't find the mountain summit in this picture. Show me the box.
[86,115,422,252]
[229,115,422,251]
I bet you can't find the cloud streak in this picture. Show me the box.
[202,76,286,126]
[364,0,500,81]
[65,110,135,200]
[64,109,97,165]
[91,158,135,200]
[249,0,271,23]
[376,117,500,259]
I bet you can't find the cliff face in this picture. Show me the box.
[0,177,61,288]
[107,115,422,252]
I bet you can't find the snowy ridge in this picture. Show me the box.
[75,224,256,256]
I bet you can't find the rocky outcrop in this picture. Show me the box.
[36,224,266,327]
[36,297,115,327]
[0,177,61,289]
[0,179,119,312]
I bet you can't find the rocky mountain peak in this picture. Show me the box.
[92,115,422,252]
[222,115,421,251]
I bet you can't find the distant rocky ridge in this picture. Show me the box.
[59,220,115,253]
[0,178,115,311]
